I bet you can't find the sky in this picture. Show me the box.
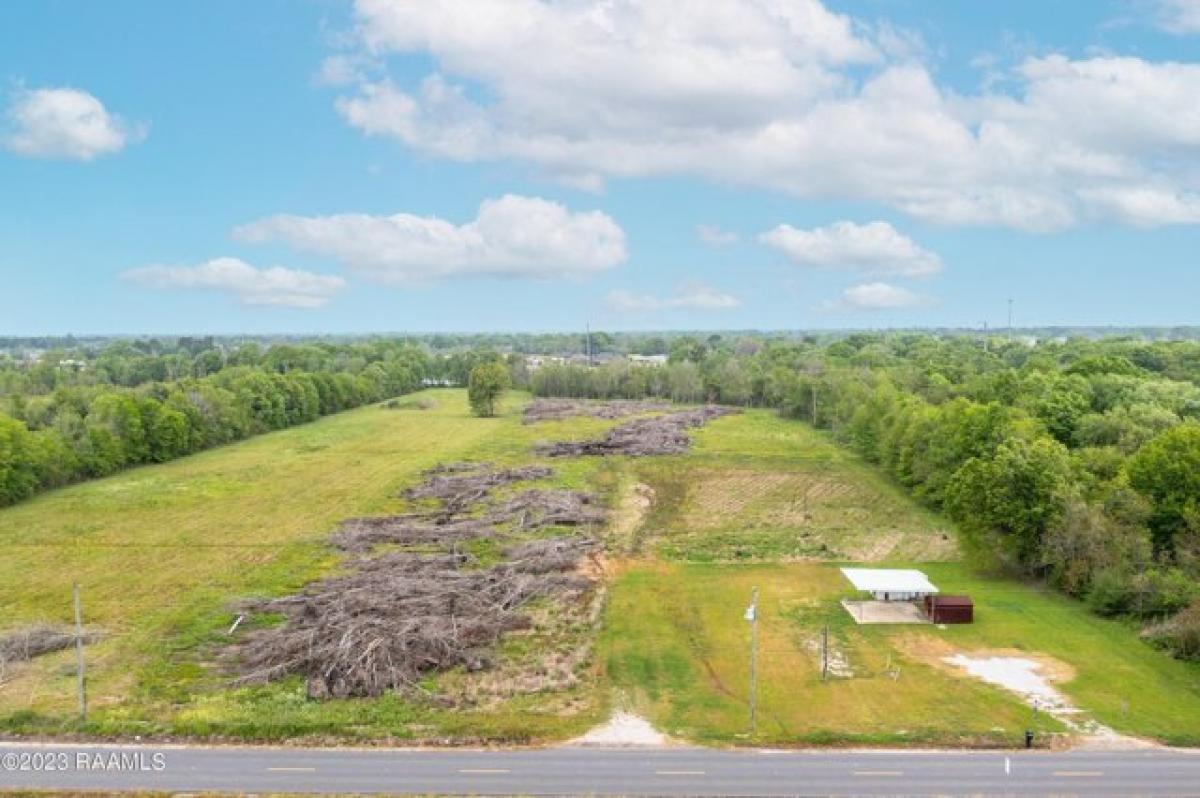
[1,0,1199,335]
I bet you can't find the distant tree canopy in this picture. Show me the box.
[468,362,510,418]
[0,340,429,506]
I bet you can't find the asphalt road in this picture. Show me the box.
[3,743,1200,795]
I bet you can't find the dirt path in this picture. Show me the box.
[572,711,672,747]
[608,479,654,553]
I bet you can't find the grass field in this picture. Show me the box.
[0,389,613,741]
[2,392,1198,747]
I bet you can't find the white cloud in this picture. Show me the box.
[235,194,626,284]
[122,258,345,309]
[826,281,928,311]
[1155,0,1200,33]
[314,54,380,87]
[327,0,1200,231]
[761,220,941,277]
[607,282,742,312]
[1078,186,1200,226]
[4,87,141,160]
[696,224,739,246]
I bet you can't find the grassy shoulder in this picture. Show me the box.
[0,389,610,742]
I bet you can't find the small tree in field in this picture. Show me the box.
[468,362,510,418]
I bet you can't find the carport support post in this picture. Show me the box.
[73,582,86,722]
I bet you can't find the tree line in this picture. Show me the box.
[0,341,430,506]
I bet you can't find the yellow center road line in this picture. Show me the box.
[655,770,706,776]
[458,768,511,774]
[854,770,904,777]
[266,767,316,772]
[1054,771,1104,777]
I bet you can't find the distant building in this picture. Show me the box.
[524,355,566,371]
[628,354,668,367]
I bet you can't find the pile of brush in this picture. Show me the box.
[224,463,601,699]
[539,406,738,457]
[0,624,94,663]
[522,398,671,424]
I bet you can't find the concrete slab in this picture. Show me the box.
[842,599,930,624]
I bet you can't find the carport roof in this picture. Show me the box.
[840,568,939,594]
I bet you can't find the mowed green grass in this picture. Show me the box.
[600,411,1200,746]
[0,389,612,741]
[603,562,1200,746]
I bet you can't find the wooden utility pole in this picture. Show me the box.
[73,583,86,722]
[747,586,759,736]
[821,622,829,681]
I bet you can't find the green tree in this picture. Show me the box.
[945,436,1073,566]
[468,362,510,418]
[1127,423,1200,554]
[0,415,41,505]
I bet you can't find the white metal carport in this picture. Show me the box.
[840,567,939,601]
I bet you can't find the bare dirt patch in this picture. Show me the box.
[573,710,671,747]
[894,635,1156,748]
[608,481,655,554]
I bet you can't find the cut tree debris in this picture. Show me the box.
[496,489,607,531]
[404,463,554,515]
[227,553,591,699]
[523,398,671,424]
[0,624,96,663]
[225,463,602,699]
[539,406,738,457]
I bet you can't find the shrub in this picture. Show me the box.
[1142,599,1200,661]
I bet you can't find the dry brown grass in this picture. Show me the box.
[671,467,958,562]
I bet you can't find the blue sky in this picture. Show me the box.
[1,0,1198,334]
